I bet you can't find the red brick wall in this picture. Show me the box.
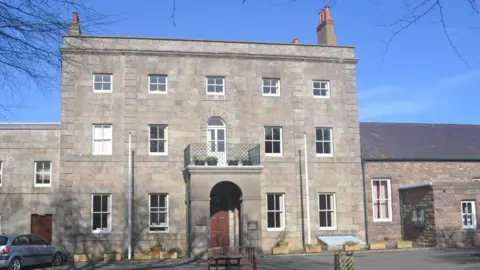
[364,161,480,247]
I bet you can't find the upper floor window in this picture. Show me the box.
[318,193,336,230]
[264,127,282,156]
[92,124,112,155]
[149,75,168,93]
[206,76,225,95]
[149,194,169,232]
[262,78,280,96]
[267,193,285,230]
[462,201,476,229]
[93,74,112,92]
[316,127,333,156]
[149,125,168,155]
[372,179,392,222]
[92,194,112,234]
[313,80,330,98]
[34,161,51,187]
[0,161,2,186]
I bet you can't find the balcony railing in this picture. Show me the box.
[184,143,261,167]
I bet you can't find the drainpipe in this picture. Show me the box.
[186,174,192,258]
[303,133,311,245]
[361,158,369,244]
[127,133,132,259]
[399,191,405,240]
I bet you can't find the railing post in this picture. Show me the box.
[334,251,354,270]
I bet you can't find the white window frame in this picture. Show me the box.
[461,200,477,229]
[371,179,393,222]
[92,74,113,93]
[473,178,480,183]
[0,161,2,187]
[313,80,330,98]
[92,124,113,155]
[315,127,333,157]
[318,193,337,230]
[91,194,112,234]
[266,193,285,231]
[205,76,225,95]
[148,74,168,94]
[149,194,169,233]
[148,125,168,156]
[262,78,280,97]
[33,161,52,187]
[264,126,283,156]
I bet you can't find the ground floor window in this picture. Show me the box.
[150,194,169,232]
[318,193,336,229]
[92,194,111,233]
[267,193,285,230]
[461,200,476,229]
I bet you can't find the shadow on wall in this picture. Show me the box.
[428,247,480,267]
[436,227,480,248]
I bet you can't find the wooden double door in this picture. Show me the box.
[31,214,53,243]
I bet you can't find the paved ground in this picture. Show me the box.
[32,248,480,270]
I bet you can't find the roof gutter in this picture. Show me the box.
[362,158,480,162]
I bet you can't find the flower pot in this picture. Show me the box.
[242,160,252,166]
[343,244,361,252]
[272,246,289,255]
[396,240,413,249]
[151,247,161,259]
[74,254,91,262]
[161,251,177,259]
[104,253,121,261]
[194,160,205,165]
[134,252,152,260]
[206,160,217,166]
[305,245,322,253]
[369,241,386,250]
[228,160,239,166]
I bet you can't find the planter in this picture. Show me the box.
[368,241,386,250]
[206,160,217,166]
[74,254,91,262]
[228,160,239,166]
[194,160,205,166]
[151,247,161,259]
[396,240,413,249]
[242,160,252,166]
[272,246,289,255]
[305,245,322,253]
[134,252,152,260]
[103,253,121,261]
[161,251,178,259]
[343,244,361,252]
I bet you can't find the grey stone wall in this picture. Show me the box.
[57,35,362,255]
[0,124,60,239]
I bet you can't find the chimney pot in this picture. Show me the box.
[324,6,332,21]
[72,11,79,24]
[320,8,325,23]
[292,38,299,44]
[316,5,336,45]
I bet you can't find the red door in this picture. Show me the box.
[31,214,53,243]
[210,211,229,247]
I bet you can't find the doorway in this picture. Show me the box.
[210,181,242,247]
[31,214,53,243]
[207,117,226,165]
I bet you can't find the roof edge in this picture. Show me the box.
[363,157,480,162]
[398,183,433,191]
[0,123,60,130]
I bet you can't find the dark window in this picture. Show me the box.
[92,194,111,232]
[149,125,167,154]
[264,127,282,155]
[149,194,169,232]
[315,128,333,155]
[267,194,284,229]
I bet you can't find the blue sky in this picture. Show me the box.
[3,0,480,124]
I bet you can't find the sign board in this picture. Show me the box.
[195,216,207,226]
[247,221,258,231]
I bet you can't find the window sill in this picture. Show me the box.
[316,154,333,157]
[265,153,283,157]
[34,184,51,188]
[263,94,281,97]
[92,230,112,235]
[148,152,168,156]
[313,95,330,99]
[266,228,284,232]
[372,219,393,223]
[149,230,169,234]
[462,227,477,230]
[93,90,113,93]
[92,153,113,156]
[149,91,168,94]
[319,227,337,231]
[206,92,225,96]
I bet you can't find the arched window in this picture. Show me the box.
[208,117,225,127]
[207,117,226,164]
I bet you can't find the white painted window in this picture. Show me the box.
[372,179,392,222]
[262,78,280,96]
[0,161,2,186]
[318,193,336,230]
[92,124,112,155]
[34,161,51,187]
[461,201,476,229]
[264,127,282,156]
[92,194,112,233]
[315,127,333,156]
[149,194,169,232]
[473,178,480,183]
[93,74,112,92]
[313,80,330,98]
[149,75,168,93]
[267,193,285,230]
[206,76,225,95]
[149,125,168,155]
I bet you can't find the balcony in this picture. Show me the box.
[184,143,261,167]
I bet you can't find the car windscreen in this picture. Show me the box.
[0,236,8,246]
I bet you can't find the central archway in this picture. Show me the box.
[209,181,243,247]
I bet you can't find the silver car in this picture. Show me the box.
[0,234,65,270]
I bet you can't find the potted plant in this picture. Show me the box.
[343,240,361,251]
[151,246,162,259]
[396,240,413,249]
[103,250,121,261]
[193,156,205,166]
[206,156,218,166]
[161,247,181,259]
[368,241,386,250]
[241,159,252,166]
[304,243,322,253]
[228,159,239,166]
[134,248,152,260]
[272,229,290,255]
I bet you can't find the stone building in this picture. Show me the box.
[360,122,480,248]
[0,7,366,257]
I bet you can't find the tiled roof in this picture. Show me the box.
[360,122,480,159]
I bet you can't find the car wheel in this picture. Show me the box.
[52,252,63,266]
[8,258,22,270]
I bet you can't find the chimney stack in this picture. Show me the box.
[316,6,336,45]
[292,38,299,44]
[68,11,81,36]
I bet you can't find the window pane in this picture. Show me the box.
[380,181,388,199]
[323,142,331,154]
[316,142,323,154]
[103,126,112,140]
[217,141,225,152]
[323,129,331,140]
[272,128,281,140]
[207,85,215,92]
[267,212,275,228]
[93,213,101,229]
[217,130,225,140]
[273,142,281,153]
[265,128,272,140]
[102,83,111,90]
[319,195,326,210]
[103,75,111,82]
[321,89,328,96]
[326,195,332,209]
[150,140,158,153]
[43,174,50,184]
[158,141,165,153]
[157,84,166,91]
[263,87,270,94]
[274,212,281,228]
[313,89,321,96]
[43,162,51,172]
[158,195,166,207]
[319,212,327,227]
[274,195,280,210]
[101,213,108,228]
[150,213,159,225]
[267,195,274,211]
[150,126,158,139]
[326,212,332,227]
[94,75,102,83]
[151,195,158,208]
[157,127,165,139]
[36,174,43,184]
[101,195,108,212]
[316,129,323,140]
[158,213,167,224]
[313,82,321,88]
[265,142,272,153]
[93,196,101,212]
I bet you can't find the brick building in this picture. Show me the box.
[0,7,366,257]
[360,122,480,248]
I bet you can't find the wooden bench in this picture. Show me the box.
[207,246,257,270]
